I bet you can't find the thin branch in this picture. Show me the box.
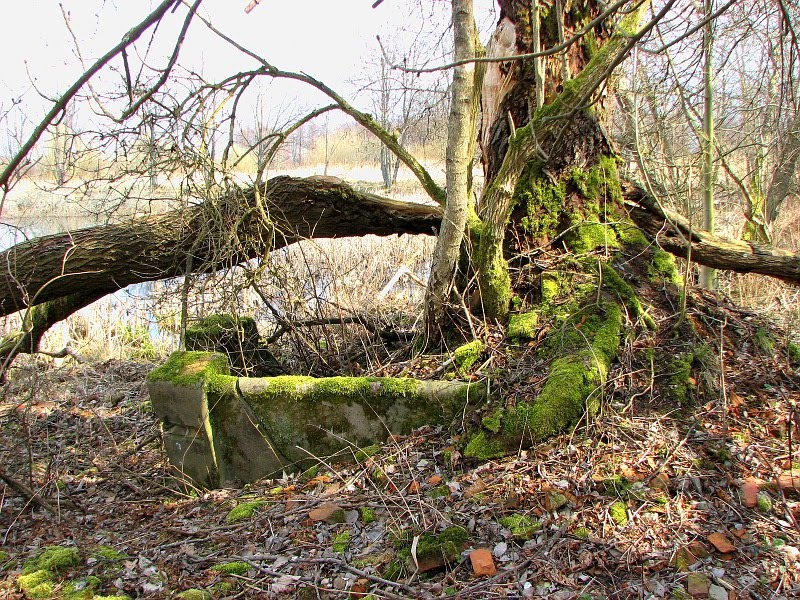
[641,0,737,54]
[195,13,446,205]
[0,0,182,191]
[397,0,632,74]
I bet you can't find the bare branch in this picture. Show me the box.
[0,0,182,191]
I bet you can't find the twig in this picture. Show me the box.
[0,466,59,515]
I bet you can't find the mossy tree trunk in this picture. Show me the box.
[467,0,649,324]
[454,0,657,454]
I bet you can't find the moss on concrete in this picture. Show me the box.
[225,500,267,524]
[507,312,539,343]
[147,351,231,387]
[185,314,282,377]
[240,375,484,464]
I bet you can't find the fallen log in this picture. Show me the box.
[624,181,800,285]
[0,176,441,364]
[0,175,441,317]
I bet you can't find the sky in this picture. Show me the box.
[1,0,499,139]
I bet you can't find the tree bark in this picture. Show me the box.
[424,0,483,344]
[625,181,800,284]
[0,175,441,318]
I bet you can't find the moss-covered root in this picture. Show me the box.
[465,301,624,459]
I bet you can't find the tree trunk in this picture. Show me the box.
[0,175,440,318]
[424,0,484,345]
[0,176,440,362]
[456,0,800,458]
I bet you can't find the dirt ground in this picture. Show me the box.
[1,298,799,599]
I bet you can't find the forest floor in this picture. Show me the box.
[1,292,800,599]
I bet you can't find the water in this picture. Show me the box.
[0,215,174,354]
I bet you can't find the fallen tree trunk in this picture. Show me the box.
[0,175,441,317]
[624,181,800,285]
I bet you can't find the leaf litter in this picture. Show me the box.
[1,296,799,598]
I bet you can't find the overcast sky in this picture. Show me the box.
[1,0,498,135]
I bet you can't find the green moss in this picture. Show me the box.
[517,164,566,241]
[481,409,503,433]
[753,328,774,354]
[789,342,800,362]
[499,514,541,541]
[359,506,376,524]
[352,553,390,569]
[574,526,591,539]
[615,223,648,247]
[453,340,484,373]
[225,500,267,524]
[666,352,695,405]
[428,484,452,499]
[466,302,623,458]
[600,263,656,329]
[463,431,507,459]
[415,527,469,563]
[91,546,127,562]
[598,475,634,499]
[23,546,80,575]
[62,576,104,600]
[562,158,624,253]
[385,526,469,579]
[17,570,54,598]
[240,373,481,463]
[540,272,561,305]
[176,590,213,600]
[211,561,251,575]
[648,250,682,285]
[477,245,513,322]
[147,351,231,387]
[332,532,351,553]
[507,312,539,343]
[609,501,629,526]
[547,491,568,511]
[354,444,381,462]
[756,493,773,513]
